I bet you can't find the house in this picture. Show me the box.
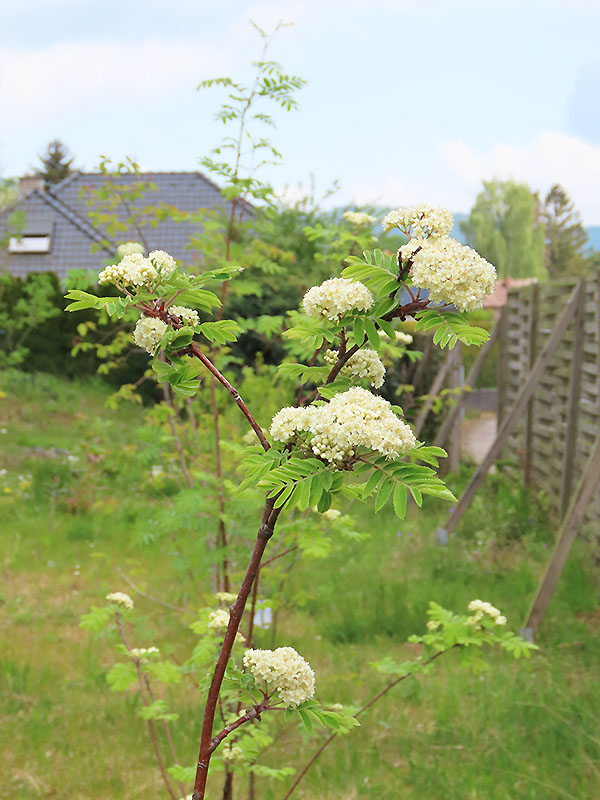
[483,277,537,309]
[0,171,233,281]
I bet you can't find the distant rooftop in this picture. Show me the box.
[0,170,234,280]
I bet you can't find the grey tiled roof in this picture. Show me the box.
[0,171,234,280]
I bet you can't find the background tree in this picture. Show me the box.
[38,139,74,188]
[460,179,546,280]
[542,183,588,279]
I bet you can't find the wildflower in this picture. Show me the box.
[270,387,416,466]
[303,278,374,321]
[382,204,454,238]
[270,406,310,442]
[116,241,145,258]
[426,619,440,631]
[215,592,237,605]
[149,250,177,278]
[343,210,377,228]
[243,646,315,708]
[221,743,244,763]
[208,609,230,630]
[324,348,385,388]
[133,317,168,354]
[130,647,160,660]
[170,305,199,326]
[395,331,413,346]
[98,253,157,288]
[399,237,496,311]
[106,592,134,609]
[379,330,413,346]
[467,599,506,628]
[321,509,341,521]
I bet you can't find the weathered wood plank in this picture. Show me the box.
[524,435,600,635]
[443,285,581,536]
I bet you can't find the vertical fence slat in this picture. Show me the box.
[559,280,586,516]
[523,283,539,487]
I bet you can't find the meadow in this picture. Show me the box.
[1,369,599,800]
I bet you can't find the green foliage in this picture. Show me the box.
[0,272,62,367]
[79,605,113,632]
[542,184,589,278]
[38,139,74,188]
[342,249,399,295]
[460,179,546,280]
[414,309,490,348]
[355,454,456,518]
[285,698,360,735]
[106,662,138,692]
[258,456,338,511]
[198,21,306,206]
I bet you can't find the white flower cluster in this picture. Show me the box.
[215,591,237,605]
[116,241,145,258]
[221,743,244,763]
[270,387,416,466]
[394,331,413,346]
[106,592,134,609]
[303,278,374,321]
[467,599,507,627]
[133,317,167,354]
[170,305,199,326]
[98,249,177,288]
[400,236,496,311]
[343,210,377,228]
[208,609,230,630]
[321,508,341,521]
[382,204,454,238]
[243,646,315,708]
[130,646,160,660]
[324,348,385,388]
[98,253,157,288]
[148,250,177,278]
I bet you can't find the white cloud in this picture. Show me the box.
[442,132,600,224]
[0,39,234,117]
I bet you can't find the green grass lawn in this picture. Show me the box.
[1,370,599,799]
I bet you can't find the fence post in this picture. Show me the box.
[447,344,462,472]
[559,280,586,516]
[523,283,539,487]
[497,305,508,426]
[523,434,600,637]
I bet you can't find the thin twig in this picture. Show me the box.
[116,568,186,613]
[115,613,179,800]
[282,647,455,799]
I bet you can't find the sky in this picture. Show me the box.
[1,0,600,222]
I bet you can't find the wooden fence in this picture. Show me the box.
[497,276,600,523]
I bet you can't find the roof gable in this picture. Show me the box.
[1,171,231,280]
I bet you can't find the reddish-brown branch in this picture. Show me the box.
[192,499,282,800]
[189,343,270,451]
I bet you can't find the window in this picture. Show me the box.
[8,234,51,254]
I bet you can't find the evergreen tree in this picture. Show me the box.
[542,184,588,278]
[460,179,546,280]
[38,140,74,188]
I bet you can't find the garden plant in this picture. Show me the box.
[67,201,537,799]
